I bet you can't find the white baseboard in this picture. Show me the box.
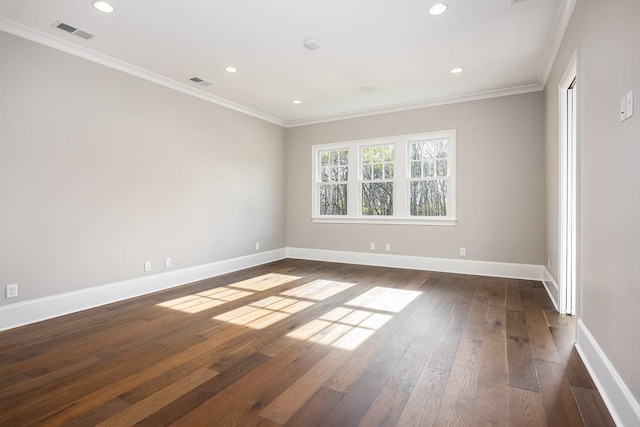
[542,267,560,311]
[286,247,544,281]
[0,247,549,332]
[576,319,640,427]
[0,248,287,332]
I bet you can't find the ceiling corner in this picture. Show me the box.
[537,0,578,89]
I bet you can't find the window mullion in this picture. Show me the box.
[347,145,359,217]
[395,141,407,217]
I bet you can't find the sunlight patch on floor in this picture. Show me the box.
[346,286,421,313]
[213,296,315,329]
[227,273,301,291]
[281,279,355,301]
[286,306,394,351]
[157,287,254,314]
[157,273,420,352]
[156,273,302,314]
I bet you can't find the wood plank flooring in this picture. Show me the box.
[0,259,616,426]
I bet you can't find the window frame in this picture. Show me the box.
[312,130,457,226]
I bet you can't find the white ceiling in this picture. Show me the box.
[0,0,574,127]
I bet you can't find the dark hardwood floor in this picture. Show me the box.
[0,259,615,426]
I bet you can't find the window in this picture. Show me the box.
[312,130,456,225]
[409,138,449,216]
[318,148,348,215]
[361,144,394,216]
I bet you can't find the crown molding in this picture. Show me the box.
[1,4,569,130]
[537,0,578,88]
[285,84,543,128]
[0,17,286,127]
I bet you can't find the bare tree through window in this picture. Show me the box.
[361,145,394,216]
[409,139,449,216]
[319,149,348,215]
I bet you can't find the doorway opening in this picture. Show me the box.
[559,53,577,315]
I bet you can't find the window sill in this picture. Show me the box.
[311,217,457,226]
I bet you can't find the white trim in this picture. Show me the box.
[0,17,286,127]
[558,51,578,315]
[542,267,560,311]
[576,319,640,427]
[537,0,578,88]
[1,0,577,131]
[0,16,552,129]
[286,84,542,128]
[311,217,457,226]
[312,130,457,224]
[286,247,544,281]
[0,248,553,333]
[0,249,287,332]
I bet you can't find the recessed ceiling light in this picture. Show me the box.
[304,39,322,50]
[450,67,464,74]
[92,1,114,13]
[292,100,302,104]
[360,86,375,92]
[429,3,448,15]
[224,66,238,73]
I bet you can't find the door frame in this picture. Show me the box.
[558,51,578,315]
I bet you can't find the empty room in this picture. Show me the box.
[0,0,638,425]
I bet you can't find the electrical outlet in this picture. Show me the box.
[459,248,466,256]
[6,284,18,299]
[255,242,260,250]
[165,258,172,268]
[547,258,551,269]
[370,243,376,250]
[385,243,391,251]
[144,261,151,272]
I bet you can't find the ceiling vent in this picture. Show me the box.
[53,21,95,40]
[189,77,212,87]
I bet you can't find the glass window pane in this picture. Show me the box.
[409,180,448,217]
[320,166,330,182]
[410,143,421,160]
[425,161,434,177]
[384,145,394,162]
[362,164,372,180]
[320,184,347,215]
[320,151,330,167]
[339,150,349,165]
[410,161,421,178]
[373,164,383,180]
[384,163,394,179]
[373,147,383,163]
[362,182,394,216]
[330,166,339,181]
[362,147,371,164]
[339,166,348,181]
[436,159,448,177]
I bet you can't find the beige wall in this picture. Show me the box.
[0,31,286,305]
[286,92,545,265]
[545,0,640,401]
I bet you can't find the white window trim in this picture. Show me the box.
[311,130,457,226]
